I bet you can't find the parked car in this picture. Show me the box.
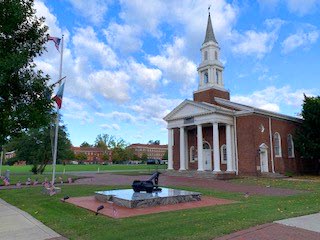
[146,159,160,165]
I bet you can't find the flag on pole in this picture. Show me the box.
[48,35,61,51]
[53,82,65,109]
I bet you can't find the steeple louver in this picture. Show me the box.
[203,13,218,44]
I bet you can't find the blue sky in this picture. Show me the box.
[34,0,320,146]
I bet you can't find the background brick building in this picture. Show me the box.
[71,147,112,163]
[127,144,168,160]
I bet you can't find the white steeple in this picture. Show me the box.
[197,11,225,91]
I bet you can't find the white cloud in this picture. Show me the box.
[231,19,284,58]
[62,97,94,124]
[96,111,137,123]
[72,27,118,69]
[100,123,121,131]
[231,86,317,113]
[148,37,197,93]
[129,95,182,126]
[89,70,130,102]
[67,0,111,24]
[127,60,162,90]
[103,23,142,53]
[281,30,319,53]
[286,0,319,16]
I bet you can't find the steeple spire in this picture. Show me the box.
[203,11,218,44]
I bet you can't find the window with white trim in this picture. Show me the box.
[204,51,208,60]
[287,134,295,158]
[190,146,197,162]
[220,144,227,164]
[274,132,282,157]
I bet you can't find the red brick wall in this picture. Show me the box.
[173,128,180,170]
[173,125,227,171]
[172,113,302,175]
[193,88,230,104]
[236,114,301,175]
[270,117,301,174]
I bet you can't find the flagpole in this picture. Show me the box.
[52,34,64,187]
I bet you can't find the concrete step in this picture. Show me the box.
[164,170,237,180]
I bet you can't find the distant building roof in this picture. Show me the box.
[128,144,168,148]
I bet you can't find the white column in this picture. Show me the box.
[226,124,233,172]
[213,122,221,172]
[197,124,204,171]
[167,129,173,170]
[179,127,186,171]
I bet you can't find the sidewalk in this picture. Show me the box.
[0,198,66,240]
[214,213,320,240]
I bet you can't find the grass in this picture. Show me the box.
[230,176,320,191]
[1,178,320,240]
[0,164,166,174]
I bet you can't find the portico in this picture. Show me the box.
[165,100,237,174]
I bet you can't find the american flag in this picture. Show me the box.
[48,35,61,51]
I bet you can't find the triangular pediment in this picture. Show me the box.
[164,100,215,121]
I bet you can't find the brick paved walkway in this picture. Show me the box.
[214,223,320,240]
[74,172,302,196]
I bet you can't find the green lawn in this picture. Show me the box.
[1,178,320,240]
[0,164,166,174]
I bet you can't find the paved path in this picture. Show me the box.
[74,172,302,196]
[215,213,320,240]
[0,198,66,240]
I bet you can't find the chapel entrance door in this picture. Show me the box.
[259,143,269,173]
[203,141,212,170]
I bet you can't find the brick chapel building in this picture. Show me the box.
[164,12,302,176]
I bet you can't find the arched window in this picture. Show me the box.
[287,134,295,158]
[204,51,208,60]
[220,144,227,164]
[190,146,196,162]
[215,51,218,60]
[204,71,209,84]
[274,132,282,157]
[216,70,219,84]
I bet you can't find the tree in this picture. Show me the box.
[162,150,168,160]
[141,152,148,162]
[5,124,73,174]
[94,133,113,150]
[0,0,53,146]
[80,142,92,148]
[295,95,320,174]
[94,133,127,149]
[75,152,87,161]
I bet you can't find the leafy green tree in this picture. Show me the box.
[132,154,140,161]
[141,152,148,162]
[0,0,53,146]
[5,125,73,174]
[80,141,92,148]
[295,95,320,174]
[95,133,127,149]
[75,152,87,161]
[162,150,168,160]
[111,147,127,163]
